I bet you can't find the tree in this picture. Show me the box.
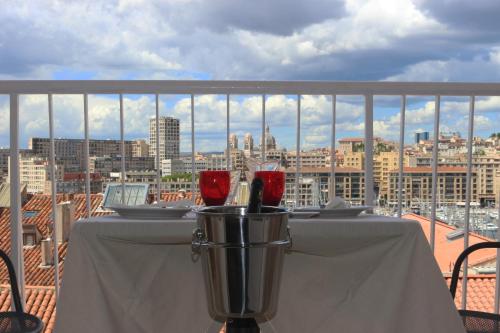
[161,173,194,182]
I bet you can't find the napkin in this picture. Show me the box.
[325,197,347,209]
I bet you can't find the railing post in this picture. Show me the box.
[330,95,337,201]
[83,94,91,218]
[397,95,406,218]
[364,94,374,207]
[226,94,231,171]
[496,209,500,314]
[119,94,126,204]
[295,95,301,207]
[190,94,196,205]
[9,93,25,306]
[261,95,266,164]
[462,96,475,310]
[430,95,441,253]
[155,94,161,203]
[48,94,60,299]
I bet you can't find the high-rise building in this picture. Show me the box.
[244,133,254,157]
[229,134,238,149]
[149,116,180,164]
[415,131,430,144]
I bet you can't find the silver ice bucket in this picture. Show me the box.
[193,206,290,322]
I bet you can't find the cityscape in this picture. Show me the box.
[2,114,500,238]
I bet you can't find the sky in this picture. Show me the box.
[1,0,500,151]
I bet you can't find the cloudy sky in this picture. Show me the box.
[1,0,500,151]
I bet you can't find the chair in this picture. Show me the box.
[0,250,43,333]
[450,242,500,333]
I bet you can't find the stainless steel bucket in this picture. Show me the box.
[193,206,290,321]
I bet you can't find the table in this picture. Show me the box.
[54,214,466,333]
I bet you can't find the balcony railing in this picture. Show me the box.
[1,80,500,314]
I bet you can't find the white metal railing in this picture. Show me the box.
[2,80,500,311]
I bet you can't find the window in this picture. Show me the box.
[23,211,38,218]
[102,183,149,207]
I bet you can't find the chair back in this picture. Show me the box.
[0,250,23,313]
[450,241,500,300]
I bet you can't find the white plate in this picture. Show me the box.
[289,211,320,219]
[109,205,192,220]
[294,206,370,218]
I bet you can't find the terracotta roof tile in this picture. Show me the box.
[161,192,204,205]
[445,275,497,313]
[0,285,56,333]
[0,194,105,286]
[403,213,496,273]
[285,167,364,173]
[391,166,469,173]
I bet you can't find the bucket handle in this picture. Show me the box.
[191,227,292,255]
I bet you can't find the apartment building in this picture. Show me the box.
[149,116,180,163]
[412,154,500,205]
[287,151,328,169]
[338,138,364,154]
[132,139,150,157]
[89,156,155,178]
[29,137,134,159]
[374,151,400,200]
[28,137,136,172]
[388,167,477,206]
[8,156,63,194]
[284,167,365,207]
[342,152,365,170]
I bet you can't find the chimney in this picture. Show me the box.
[40,238,54,267]
[55,201,75,244]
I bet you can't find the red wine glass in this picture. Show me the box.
[254,171,285,206]
[199,170,231,206]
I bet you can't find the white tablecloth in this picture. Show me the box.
[54,214,465,333]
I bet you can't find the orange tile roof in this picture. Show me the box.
[392,166,468,173]
[285,166,364,173]
[338,137,364,142]
[0,285,56,333]
[63,172,102,181]
[403,213,496,273]
[445,275,497,313]
[0,194,106,286]
[162,192,204,205]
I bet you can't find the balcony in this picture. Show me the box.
[1,80,500,331]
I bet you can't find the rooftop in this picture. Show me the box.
[403,213,496,273]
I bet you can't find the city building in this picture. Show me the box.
[286,151,328,169]
[149,116,180,163]
[388,167,478,207]
[132,139,150,157]
[229,134,238,149]
[243,133,254,157]
[226,149,246,171]
[8,156,63,194]
[342,152,365,170]
[54,172,103,194]
[29,137,135,159]
[373,151,400,200]
[28,137,136,172]
[0,148,34,175]
[284,167,365,207]
[89,156,155,178]
[415,131,430,144]
[161,159,185,176]
[338,138,364,154]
